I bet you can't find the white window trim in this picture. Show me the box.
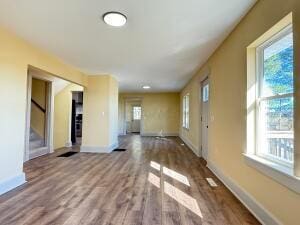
[246,21,300,193]
[244,154,300,194]
[255,25,294,167]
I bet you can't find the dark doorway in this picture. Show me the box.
[71,91,83,145]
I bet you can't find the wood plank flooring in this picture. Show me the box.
[0,135,260,225]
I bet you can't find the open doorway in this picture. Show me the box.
[25,68,54,161]
[71,91,83,145]
[28,77,51,160]
[125,99,142,134]
[25,66,84,161]
[201,78,209,160]
[131,105,142,133]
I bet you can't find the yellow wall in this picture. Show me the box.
[31,78,46,108]
[53,83,83,150]
[180,80,202,155]
[0,25,87,184]
[109,77,119,145]
[82,75,119,151]
[30,78,47,137]
[119,93,180,136]
[180,1,300,224]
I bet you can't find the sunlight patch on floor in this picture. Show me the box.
[148,172,161,188]
[163,167,190,186]
[150,161,161,171]
[148,161,202,217]
[164,181,203,218]
[206,178,218,187]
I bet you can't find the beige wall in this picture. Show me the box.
[180,1,300,224]
[0,25,87,186]
[30,78,47,137]
[53,83,83,150]
[119,93,180,136]
[31,78,47,108]
[180,80,202,156]
[82,75,119,151]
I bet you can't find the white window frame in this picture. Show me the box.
[182,94,190,129]
[255,25,294,168]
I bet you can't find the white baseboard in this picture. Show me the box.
[179,134,200,157]
[141,132,179,137]
[80,142,118,153]
[207,161,281,225]
[0,173,26,196]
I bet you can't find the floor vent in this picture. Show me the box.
[57,151,78,157]
[206,178,218,187]
[113,148,127,152]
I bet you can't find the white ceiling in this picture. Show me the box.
[0,0,256,92]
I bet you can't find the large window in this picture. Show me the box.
[183,94,190,129]
[256,26,294,166]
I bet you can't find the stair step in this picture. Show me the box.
[29,140,45,150]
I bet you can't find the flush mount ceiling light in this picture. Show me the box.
[142,85,151,89]
[103,12,127,27]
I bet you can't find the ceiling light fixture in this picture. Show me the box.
[142,85,151,89]
[103,12,127,27]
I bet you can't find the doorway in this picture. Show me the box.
[131,106,142,133]
[26,77,52,160]
[71,91,83,145]
[201,78,209,160]
[125,100,142,134]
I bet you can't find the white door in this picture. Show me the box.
[201,79,209,160]
[131,106,141,133]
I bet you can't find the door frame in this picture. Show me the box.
[68,91,84,146]
[123,97,143,135]
[131,105,142,133]
[24,68,54,162]
[200,76,210,160]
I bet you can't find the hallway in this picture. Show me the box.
[0,135,259,225]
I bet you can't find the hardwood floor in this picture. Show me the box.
[0,135,260,225]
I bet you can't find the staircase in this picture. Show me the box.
[29,128,45,150]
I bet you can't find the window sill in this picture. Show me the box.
[244,154,300,194]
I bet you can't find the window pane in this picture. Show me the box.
[260,97,294,162]
[182,95,189,128]
[183,97,186,127]
[263,32,293,96]
[133,106,141,120]
[202,84,209,102]
[186,95,189,128]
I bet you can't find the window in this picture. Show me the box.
[183,94,190,129]
[202,84,209,102]
[256,26,294,166]
[133,106,141,120]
